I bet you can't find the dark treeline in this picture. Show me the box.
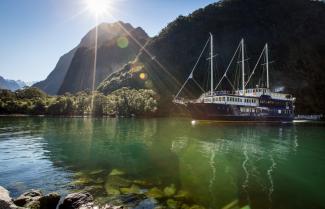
[0,87,158,117]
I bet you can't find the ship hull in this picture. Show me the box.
[187,103,294,122]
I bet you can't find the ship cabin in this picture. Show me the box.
[198,88,294,108]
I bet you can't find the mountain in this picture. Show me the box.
[33,21,149,95]
[33,48,77,95]
[0,76,28,91]
[98,0,325,114]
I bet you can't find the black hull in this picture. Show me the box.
[187,103,294,122]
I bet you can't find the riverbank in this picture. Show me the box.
[1,185,116,209]
[0,185,208,209]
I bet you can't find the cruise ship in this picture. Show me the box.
[173,34,295,122]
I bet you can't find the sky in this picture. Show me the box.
[0,0,216,82]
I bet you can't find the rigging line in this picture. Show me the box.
[245,45,266,87]
[174,37,211,100]
[193,78,206,93]
[225,76,236,91]
[214,41,242,90]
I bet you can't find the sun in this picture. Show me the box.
[85,0,111,16]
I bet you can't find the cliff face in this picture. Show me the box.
[33,48,76,95]
[98,0,325,114]
[34,21,149,95]
[57,22,149,95]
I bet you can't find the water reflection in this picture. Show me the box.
[0,118,324,209]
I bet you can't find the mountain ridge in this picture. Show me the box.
[33,21,149,95]
[0,76,29,91]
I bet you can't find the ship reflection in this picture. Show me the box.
[171,123,299,209]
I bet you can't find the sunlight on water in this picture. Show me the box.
[0,118,324,209]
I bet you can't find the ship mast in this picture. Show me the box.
[210,33,214,96]
[266,43,269,89]
[241,38,245,93]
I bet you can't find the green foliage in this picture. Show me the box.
[16,87,46,99]
[0,87,158,117]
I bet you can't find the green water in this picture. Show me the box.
[0,117,324,209]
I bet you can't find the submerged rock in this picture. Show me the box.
[145,188,164,199]
[109,169,125,176]
[112,194,146,208]
[59,192,93,209]
[106,176,131,188]
[132,180,153,187]
[89,170,105,176]
[120,185,141,195]
[163,185,176,197]
[166,199,178,209]
[174,190,189,200]
[105,175,131,196]
[70,177,93,186]
[105,187,120,196]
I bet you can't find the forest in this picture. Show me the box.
[0,87,158,117]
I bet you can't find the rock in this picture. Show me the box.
[39,193,60,209]
[13,190,43,209]
[0,187,11,203]
[13,190,42,208]
[25,200,40,209]
[0,186,23,209]
[109,169,125,176]
[145,188,164,199]
[163,185,176,197]
[59,192,93,209]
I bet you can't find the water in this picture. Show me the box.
[0,117,324,209]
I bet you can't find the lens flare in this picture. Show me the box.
[117,36,129,48]
[139,72,148,80]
